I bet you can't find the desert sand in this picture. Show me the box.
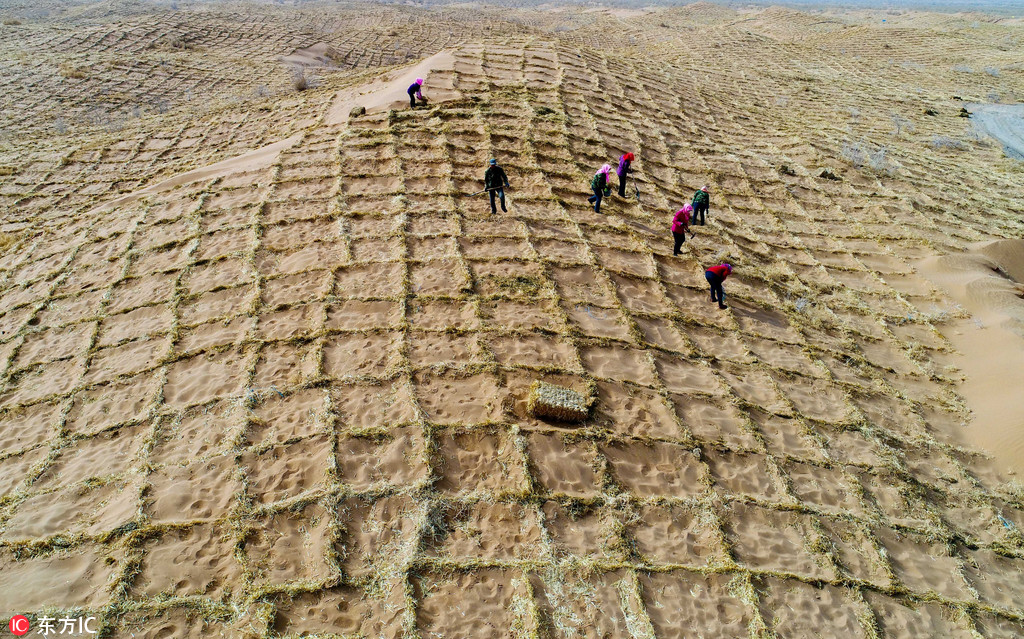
[1,1,1024,637]
[919,240,1024,472]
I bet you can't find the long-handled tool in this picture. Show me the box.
[467,186,509,197]
[631,175,641,203]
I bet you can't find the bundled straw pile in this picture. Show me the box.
[527,381,591,422]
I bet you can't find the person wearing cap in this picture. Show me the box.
[616,152,635,197]
[691,185,710,225]
[671,204,692,256]
[588,164,612,213]
[407,78,425,108]
[484,158,510,214]
[704,263,732,309]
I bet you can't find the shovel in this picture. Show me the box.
[467,185,512,197]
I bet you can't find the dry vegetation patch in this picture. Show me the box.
[0,2,1023,637]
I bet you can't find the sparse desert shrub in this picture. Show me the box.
[841,139,894,174]
[292,68,309,91]
[324,46,344,65]
[930,135,965,151]
[984,66,1000,77]
[841,140,867,167]
[868,146,891,173]
[149,35,192,51]
[952,64,973,73]
[53,117,67,134]
[2,18,21,25]
[890,113,913,137]
[58,62,88,79]
[255,85,270,98]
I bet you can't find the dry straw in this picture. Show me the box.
[0,8,1023,639]
[526,380,592,422]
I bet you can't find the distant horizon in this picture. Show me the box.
[402,0,1024,16]
[715,0,1024,13]
[571,0,1024,15]
[368,0,1024,17]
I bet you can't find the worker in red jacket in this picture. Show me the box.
[705,263,732,309]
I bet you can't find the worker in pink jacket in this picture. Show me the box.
[704,263,732,309]
[408,78,425,108]
[671,204,692,255]
[587,164,612,213]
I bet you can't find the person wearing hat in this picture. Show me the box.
[671,204,693,256]
[588,164,612,213]
[691,185,710,225]
[616,152,635,197]
[407,78,425,108]
[484,158,511,214]
[704,262,732,309]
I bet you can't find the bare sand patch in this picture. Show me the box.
[1,3,1023,635]
[919,239,1024,473]
[326,50,460,124]
[281,42,342,67]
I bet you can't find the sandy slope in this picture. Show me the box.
[326,50,459,124]
[920,240,1024,473]
[0,3,1023,638]
[88,134,305,216]
[281,43,343,67]
[89,52,458,215]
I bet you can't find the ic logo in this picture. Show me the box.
[9,616,30,637]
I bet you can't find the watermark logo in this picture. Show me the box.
[9,617,30,637]
[8,616,96,636]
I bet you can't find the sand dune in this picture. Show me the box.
[281,43,344,68]
[0,2,1023,637]
[326,50,460,124]
[920,240,1024,473]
